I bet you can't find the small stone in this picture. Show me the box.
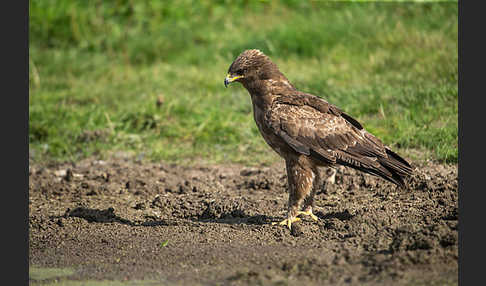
[56,219,64,227]
[290,223,304,237]
[240,168,260,176]
[134,203,146,210]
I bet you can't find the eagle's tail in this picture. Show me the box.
[375,148,414,188]
[336,148,413,188]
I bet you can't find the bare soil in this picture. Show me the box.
[29,155,458,285]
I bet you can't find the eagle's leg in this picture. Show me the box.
[273,158,315,229]
[298,165,320,222]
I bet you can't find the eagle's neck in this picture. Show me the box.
[243,76,296,110]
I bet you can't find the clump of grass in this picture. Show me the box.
[29,1,458,164]
[160,240,169,247]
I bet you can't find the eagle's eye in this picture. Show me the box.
[236,68,245,75]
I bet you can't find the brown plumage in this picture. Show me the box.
[224,49,413,229]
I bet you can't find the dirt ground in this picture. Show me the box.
[29,154,458,285]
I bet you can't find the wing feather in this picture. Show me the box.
[265,92,413,186]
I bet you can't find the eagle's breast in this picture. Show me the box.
[252,102,287,157]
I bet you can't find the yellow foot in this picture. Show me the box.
[297,210,319,221]
[272,217,301,229]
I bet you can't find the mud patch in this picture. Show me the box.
[29,157,458,285]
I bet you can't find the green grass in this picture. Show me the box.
[29,266,167,286]
[29,266,75,281]
[29,1,458,165]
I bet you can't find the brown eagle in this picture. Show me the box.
[224,49,413,229]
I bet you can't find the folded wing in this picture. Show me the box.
[265,93,413,187]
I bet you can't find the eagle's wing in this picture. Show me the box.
[265,92,413,186]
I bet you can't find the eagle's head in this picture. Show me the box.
[224,49,280,88]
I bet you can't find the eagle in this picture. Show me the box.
[224,49,413,229]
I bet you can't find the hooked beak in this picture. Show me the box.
[224,74,243,88]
